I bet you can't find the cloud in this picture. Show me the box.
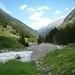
[29,17,52,30]
[20,4,27,10]
[27,7,36,12]
[72,7,75,10]
[64,7,69,10]
[29,11,44,21]
[54,10,61,14]
[37,6,50,10]
[29,11,52,30]
[27,6,51,12]
[0,2,12,14]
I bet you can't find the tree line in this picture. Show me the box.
[0,15,29,47]
[37,21,75,45]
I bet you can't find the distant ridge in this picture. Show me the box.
[38,17,64,35]
[0,9,39,38]
[61,9,75,27]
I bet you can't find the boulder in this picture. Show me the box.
[15,54,20,59]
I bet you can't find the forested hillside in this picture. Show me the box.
[0,9,38,49]
[38,17,64,35]
[0,9,39,38]
[37,9,75,45]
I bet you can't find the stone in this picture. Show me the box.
[15,54,20,59]
[72,69,75,73]
[58,54,63,57]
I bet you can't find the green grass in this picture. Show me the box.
[0,35,25,50]
[40,42,75,75]
[0,42,75,75]
[0,60,38,75]
[0,28,19,38]
[0,27,25,50]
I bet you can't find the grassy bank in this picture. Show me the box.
[40,42,75,75]
[0,42,75,75]
[0,60,38,75]
[0,35,25,50]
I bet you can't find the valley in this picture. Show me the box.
[0,42,75,75]
[0,4,75,75]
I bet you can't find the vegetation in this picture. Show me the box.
[0,27,19,38]
[0,35,25,50]
[37,9,75,45]
[0,9,39,38]
[37,35,45,44]
[38,21,75,45]
[0,60,38,75]
[0,42,75,75]
[37,35,42,44]
[39,42,75,75]
[0,7,75,75]
[0,9,39,49]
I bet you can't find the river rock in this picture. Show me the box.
[15,54,20,59]
[31,43,57,60]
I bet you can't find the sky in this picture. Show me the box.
[0,0,75,30]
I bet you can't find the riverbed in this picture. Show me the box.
[0,44,65,63]
[0,51,32,63]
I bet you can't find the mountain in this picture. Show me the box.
[44,9,75,45]
[38,17,64,35]
[0,9,39,38]
[61,9,75,27]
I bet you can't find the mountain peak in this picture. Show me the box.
[38,17,64,35]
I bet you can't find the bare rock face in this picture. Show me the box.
[15,54,20,59]
[31,43,57,60]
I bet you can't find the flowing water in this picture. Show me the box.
[0,51,32,63]
[0,44,66,63]
[56,45,66,49]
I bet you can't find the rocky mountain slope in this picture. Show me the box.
[38,17,64,35]
[61,9,75,27]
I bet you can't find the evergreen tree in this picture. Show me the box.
[19,30,25,46]
[37,35,41,44]
[41,35,45,43]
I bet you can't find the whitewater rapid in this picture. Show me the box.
[0,44,65,63]
[0,51,32,63]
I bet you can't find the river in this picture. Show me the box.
[0,44,65,63]
[0,51,32,63]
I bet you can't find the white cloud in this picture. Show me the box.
[54,10,61,14]
[64,7,69,10]
[0,2,12,14]
[29,11,44,21]
[27,6,51,12]
[72,7,75,10]
[37,6,50,10]
[29,10,52,30]
[29,17,52,30]
[20,4,27,10]
[27,7,36,12]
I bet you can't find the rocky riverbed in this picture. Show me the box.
[0,43,65,63]
[0,51,32,63]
